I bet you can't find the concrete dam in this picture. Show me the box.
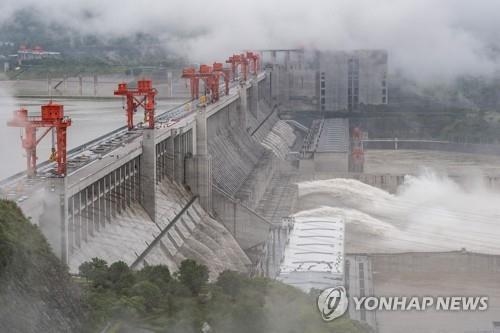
[3,50,500,332]
[0,70,301,279]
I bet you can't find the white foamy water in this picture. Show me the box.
[297,170,500,254]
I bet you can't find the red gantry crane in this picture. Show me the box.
[181,63,231,103]
[245,51,260,76]
[225,53,250,81]
[114,79,157,130]
[198,64,219,103]
[212,62,231,96]
[182,52,259,103]
[7,102,72,177]
[181,67,200,100]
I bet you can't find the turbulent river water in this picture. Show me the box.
[297,169,500,254]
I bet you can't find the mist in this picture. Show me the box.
[0,87,23,179]
[297,170,500,254]
[1,0,500,81]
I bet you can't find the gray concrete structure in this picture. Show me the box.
[354,252,500,333]
[277,215,345,292]
[0,70,304,278]
[344,254,377,329]
[299,118,350,174]
[141,129,157,221]
[319,50,388,111]
[0,73,275,266]
[262,48,388,112]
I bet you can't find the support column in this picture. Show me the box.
[78,76,83,96]
[250,81,259,117]
[174,129,184,184]
[93,75,98,96]
[39,178,68,264]
[166,130,175,179]
[140,129,157,222]
[193,108,212,211]
[239,83,248,130]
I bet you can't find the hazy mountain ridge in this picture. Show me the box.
[0,9,184,66]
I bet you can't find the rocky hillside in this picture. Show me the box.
[0,200,85,332]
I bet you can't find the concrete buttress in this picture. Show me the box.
[39,177,68,263]
[141,128,157,222]
[193,108,213,211]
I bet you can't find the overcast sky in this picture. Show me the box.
[2,0,500,81]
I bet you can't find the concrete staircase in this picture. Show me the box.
[317,118,349,152]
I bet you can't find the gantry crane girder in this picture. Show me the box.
[212,62,231,96]
[182,51,259,103]
[182,63,231,103]
[198,64,220,103]
[181,67,201,100]
[245,51,260,76]
[114,79,157,130]
[225,53,250,81]
[7,102,72,177]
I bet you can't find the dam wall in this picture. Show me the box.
[297,172,500,193]
[12,71,298,276]
[3,71,301,277]
[364,138,500,155]
[346,251,500,333]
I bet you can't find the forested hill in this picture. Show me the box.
[0,199,85,332]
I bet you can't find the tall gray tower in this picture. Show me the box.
[318,50,388,111]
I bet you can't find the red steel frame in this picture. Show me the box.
[7,102,72,177]
[114,79,157,130]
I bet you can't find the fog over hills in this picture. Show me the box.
[2,0,500,81]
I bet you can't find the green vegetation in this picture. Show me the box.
[80,259,370,333]
[0,199,84,332]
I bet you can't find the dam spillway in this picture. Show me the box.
[0,70,302,279]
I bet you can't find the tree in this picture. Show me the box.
[108,261,135,293]
[79,258,108,283]
[216,270,244,298]
[131,280,161,312]
[138,264,171,286]
[177,259,209,296]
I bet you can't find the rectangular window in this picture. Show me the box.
[321,81,325,88]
